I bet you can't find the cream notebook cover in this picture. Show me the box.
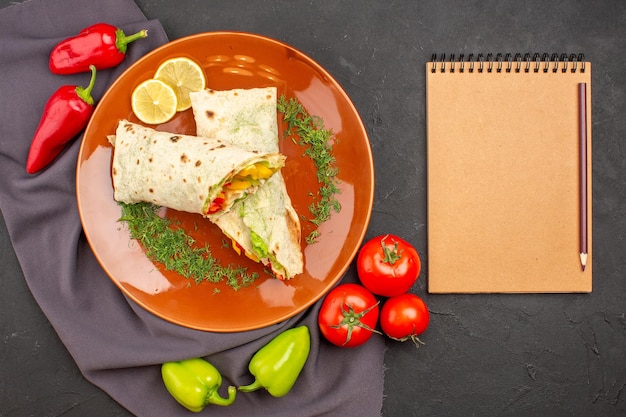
[426,53,592,293]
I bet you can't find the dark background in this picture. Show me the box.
[1,1,624,416]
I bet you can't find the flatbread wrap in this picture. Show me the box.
[110,120,285,216]
[190,87,304,280]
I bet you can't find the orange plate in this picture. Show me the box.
[76,32,374,332]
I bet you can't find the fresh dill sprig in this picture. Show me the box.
[118,202,259,289]
[277,95,341,244]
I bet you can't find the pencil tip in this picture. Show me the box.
[579,252,588,271]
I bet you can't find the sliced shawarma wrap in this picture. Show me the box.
[110,120,285,217]
[190,87,304,280]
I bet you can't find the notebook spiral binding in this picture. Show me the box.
[430,53,586,74]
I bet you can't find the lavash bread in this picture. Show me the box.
[190,87,304,280]
[110,120,285,216]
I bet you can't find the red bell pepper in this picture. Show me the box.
[26,65,97,174]
[207,197,225,214]
[49,23,147,74]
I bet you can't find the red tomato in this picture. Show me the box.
[357,234,421,297]
[318,283,380,348]
[380,293,429,345]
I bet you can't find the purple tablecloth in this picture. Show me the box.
[0,0,384,415]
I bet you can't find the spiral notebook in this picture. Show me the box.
[426,53,592,293]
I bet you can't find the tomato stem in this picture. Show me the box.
[381,234,403,265]
[409,335,426,348]
[389,334,426,348]
[330,301,381,346]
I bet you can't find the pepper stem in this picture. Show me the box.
[237,378,263,393]
[75,65,97,106]
[208,385,237,406]
[115,28,148,54]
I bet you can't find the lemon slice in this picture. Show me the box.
[131,79,178,125]
[154,57,206,111]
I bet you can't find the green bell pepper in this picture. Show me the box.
[161,358,236,412]
[238,325,311,397]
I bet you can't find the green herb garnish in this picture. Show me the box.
[277,95,341,244]
[119,202,258,290]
